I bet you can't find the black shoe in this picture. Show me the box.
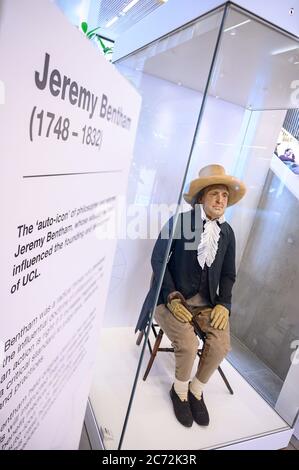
[188,389,210,426]
[169,385,193,427]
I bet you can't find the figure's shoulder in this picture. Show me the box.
[161,210,195,237]
[160,211,185,236]
[179,209,194,220]
[165,209,194,225]
[221,221,235,239]
[223,220,233,230]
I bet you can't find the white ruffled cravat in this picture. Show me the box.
[197,205,225,269]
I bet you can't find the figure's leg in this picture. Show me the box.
[155,304,198,427]
[194,308,231,384]
[155,303,199,383]
[186,307,231,426]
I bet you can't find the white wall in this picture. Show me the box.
[182,102,286,270]
[228,109,287,269]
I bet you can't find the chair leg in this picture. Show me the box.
[217,365,234,394]
[151,323,159,338]
[147,338,152,355]
[143,329,164,381]
[136,330,144,346]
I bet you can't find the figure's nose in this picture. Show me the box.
[217,194,225,205]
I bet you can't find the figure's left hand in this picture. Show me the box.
[210,305,229,330]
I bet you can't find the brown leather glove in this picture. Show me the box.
[167,292,193,323]
[210,304,229,330]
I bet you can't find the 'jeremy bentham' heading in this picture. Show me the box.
[35,52,132,130]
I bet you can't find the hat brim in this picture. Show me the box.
[183,175,246,207]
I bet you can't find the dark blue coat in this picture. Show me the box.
[135,208,236,333]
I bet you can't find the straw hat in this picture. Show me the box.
[183,164,246,206]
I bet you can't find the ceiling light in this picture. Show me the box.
[271,45,299,56]
[224,19,251,33]
[294,61,299,64]
[122,0,140,14]
[106,16,118,28]
[74,2,89,24]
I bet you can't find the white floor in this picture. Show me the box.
[89,327,291,450]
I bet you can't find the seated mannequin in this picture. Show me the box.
[136,164,246,428]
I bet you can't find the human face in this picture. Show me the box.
[199,184,229,220]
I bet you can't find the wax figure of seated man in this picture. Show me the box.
[136,164,246,427]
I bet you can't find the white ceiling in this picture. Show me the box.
[126,8,299,110]
[55,0,167,41]
[91,0,167,40]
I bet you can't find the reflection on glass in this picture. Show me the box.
[274,123,299,175]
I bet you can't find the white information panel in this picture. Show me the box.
[0,0,141,450]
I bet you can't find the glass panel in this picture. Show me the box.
[120,6,299,449]
[209,6,299,429]
[88,7,225,449]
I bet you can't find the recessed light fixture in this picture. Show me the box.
[106,16,118,27]
[74,2,88,23]
[294,61,299,64]
[122,0,140,14]
[224,19,251,33]
[271,44,298,55]
[230,31,236,36]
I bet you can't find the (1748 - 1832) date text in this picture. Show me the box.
[29,106,103,150]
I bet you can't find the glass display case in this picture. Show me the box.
[88,2,299,449]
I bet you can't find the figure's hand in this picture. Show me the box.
[167,292,193,323]
[210,304,229,330]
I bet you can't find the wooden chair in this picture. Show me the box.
[136,320,233,394]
